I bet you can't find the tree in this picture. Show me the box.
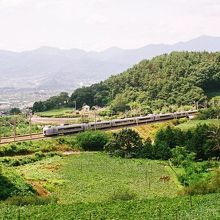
[9,108,21,115]
[110,94,130,113]
[105,129,142,158]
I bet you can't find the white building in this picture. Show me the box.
[82,105,90,112]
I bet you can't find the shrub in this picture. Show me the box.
[5,195,57,206]
[76,131,109,151]
[110,188,137,201]
[171,146,196,167]
[196,107,220,120]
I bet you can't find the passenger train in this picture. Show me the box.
[43,110,198,136]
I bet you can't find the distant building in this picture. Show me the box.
[82,105,90,112]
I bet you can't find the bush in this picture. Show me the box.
[180,168,220,195]
[171,146,196,167]
[5,195,57,206]
[0,143,32,157]
[196,107,220,120]
[0,152,61,167]
[76,131,109,151]
[110,188,137,201]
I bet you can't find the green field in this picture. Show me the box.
[16,153,180,204]
[176,119,220,130]
[36,108,75,118]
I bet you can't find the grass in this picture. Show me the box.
[176,119,220,130]
[110,120,177,140]
[16,153,180,204]
[36,108,75,118]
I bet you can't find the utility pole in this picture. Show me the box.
[0,116,2,143]
[28,110,32,138]
[94,108,97,131]
[92,106,97,130]
[11,116,17,142]
[73,101,76,111]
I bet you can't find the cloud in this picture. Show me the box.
[0,0,220,51]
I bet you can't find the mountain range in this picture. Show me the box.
[1,35,220,90]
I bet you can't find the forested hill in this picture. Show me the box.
[33,51,220,113]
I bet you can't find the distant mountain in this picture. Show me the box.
[0,35,220,90]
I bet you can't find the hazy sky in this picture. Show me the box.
[0,0,220,51]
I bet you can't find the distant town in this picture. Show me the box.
[0,87,67,114]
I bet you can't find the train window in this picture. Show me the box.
[159,115,171,118]
[58,126,82,131]
[139,117,151,121]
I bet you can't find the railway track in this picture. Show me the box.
[0,133,46,145]
[0,112,197,145]
[0,120,164,145]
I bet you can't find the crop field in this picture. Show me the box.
[0,193,220,219]
[16,153,180,204]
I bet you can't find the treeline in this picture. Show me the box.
[33,92,70,112]
[33,51,220,113]
[104,125,220,161]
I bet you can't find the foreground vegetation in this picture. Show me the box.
[0,193,220,219]
[0,115,219,219]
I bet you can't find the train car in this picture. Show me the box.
[56,124,84,135]
[111,118,136,127]
[187,110,198,114]
[43,110,199,137]
[43,124,84,136]
[154,113,174,121]
[87,121,112,130]
[173,111,187,118]
[136,115,155,124]
[43,126,59,136]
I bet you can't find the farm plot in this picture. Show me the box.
[16,152,180,204]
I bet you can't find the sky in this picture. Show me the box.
[0,0,220,51]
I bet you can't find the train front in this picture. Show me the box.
[43,126,58,136]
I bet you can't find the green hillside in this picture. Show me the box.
[33,51,220,113]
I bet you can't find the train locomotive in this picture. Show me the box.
[43,110,197,136]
